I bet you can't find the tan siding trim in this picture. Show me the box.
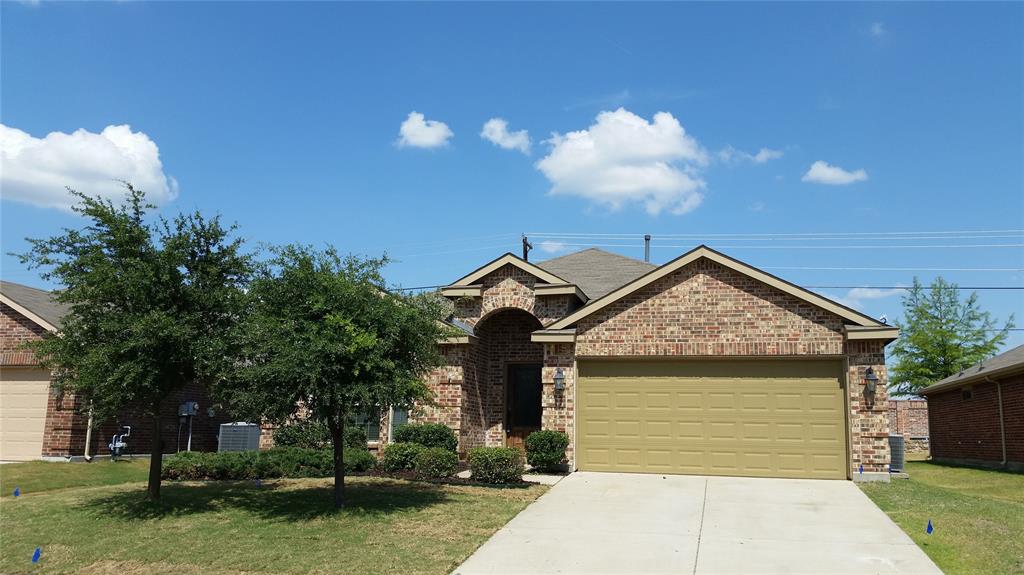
[440,285,483,297]
[531,329,576,343]
[845,326,900,341]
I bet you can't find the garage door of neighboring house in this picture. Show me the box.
[0,367,50,461]
[577,360,848,479]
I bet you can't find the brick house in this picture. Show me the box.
[887,399,930,453]
[394,245,899,481]
[919,344,1024,471]
[0,280,228,461]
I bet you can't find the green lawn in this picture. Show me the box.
[860,461,1024,575]
[1,459,150,498]
[0,463,547,574]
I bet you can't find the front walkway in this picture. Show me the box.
[453,472,941,574]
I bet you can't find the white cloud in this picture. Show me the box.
[536,108,709,216]
[748,201,766,212]
[870,22,885,37]
[801,160,868,185]
[719,145,784,164]
[833,286,904,310]
[397,112,453,149]
[0,124,178,211]
[480,118,531,154]
[538,240,569,254]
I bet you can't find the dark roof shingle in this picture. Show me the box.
[0,280,69,329]
[537,248,655,300]
[920,344,1024,395]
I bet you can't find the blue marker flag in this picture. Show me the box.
[32,547,41,563]
[859,464,863,474]
[13,487,20,497]
[926,519,933,535]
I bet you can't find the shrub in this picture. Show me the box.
[392,423,458,452]
[344,426,369,450]
[414,447,459,479]
[273,420,330,450]
[524,430,569,472]
[344,448,377,473]
[161,448,336,481]
[380,442,425,472]
[468,447,524,484]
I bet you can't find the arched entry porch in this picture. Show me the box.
[473,308,544,449]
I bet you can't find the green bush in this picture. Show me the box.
[380,442,425,472]
[414,447,459,479]
[344,426,369,449]
[272,419,368,451]
[344,448,378,472]
[392,423,458,452]
[524,430,569,472]
[272,420,330,450]
[468,447,523,484]
[162,448,335,481]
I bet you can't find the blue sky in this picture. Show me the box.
[2,2,1022,349]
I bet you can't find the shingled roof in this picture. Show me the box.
[0,280,69,330]
[920,344,1024,395]
[536,248,655,300]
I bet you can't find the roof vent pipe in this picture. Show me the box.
[644,234,651,262]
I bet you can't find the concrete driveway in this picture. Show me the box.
[453,472,941,575]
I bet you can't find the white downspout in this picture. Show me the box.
[984,376,1007,468]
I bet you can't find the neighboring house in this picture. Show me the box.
[919,344,1024,471]
[0,280,228,461]
[887,399,930,453]
[391,245,899,481]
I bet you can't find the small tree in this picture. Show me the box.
[890,277,1015,396]
[18,185,251,500]
[222,245,450,508]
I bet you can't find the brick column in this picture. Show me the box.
[846,340,892,477]
[541,343,575,467]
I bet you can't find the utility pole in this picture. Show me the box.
[644,234,651,262]
[522,235,533,261]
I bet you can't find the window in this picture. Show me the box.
[349,410,381,442]
[390,408,409,442]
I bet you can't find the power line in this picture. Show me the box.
[765,266,1024,272]
[533,242,1024,250]
[528,229,1024,239]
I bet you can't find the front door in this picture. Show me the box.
[506,363,542,450]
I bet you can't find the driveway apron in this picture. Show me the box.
[452,472,942,575]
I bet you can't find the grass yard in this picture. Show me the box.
[1,459,150,498]
[0,463,547,575]
[860,461,1024,575]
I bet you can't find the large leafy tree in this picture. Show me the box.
[890,277,1015,396]
[222,245,450,508]
[18,185,252,500]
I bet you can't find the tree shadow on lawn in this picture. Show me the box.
[80,478,452,522]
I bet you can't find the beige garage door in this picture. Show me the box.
[0,367,51,461]
[577,360,848,479]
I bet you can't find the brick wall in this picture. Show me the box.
[928,375,1023,466]
[0,302,47,366]
[845,341,892,473]
[453,264,574,328]
[427,256,893,473]
[888,399,930,453]
[3,301,231,458]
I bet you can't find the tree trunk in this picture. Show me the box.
[147,412,162,501]
[327,416,345,509]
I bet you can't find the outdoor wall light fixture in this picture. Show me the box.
[553,368,566,392]
[864,367,879,395]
